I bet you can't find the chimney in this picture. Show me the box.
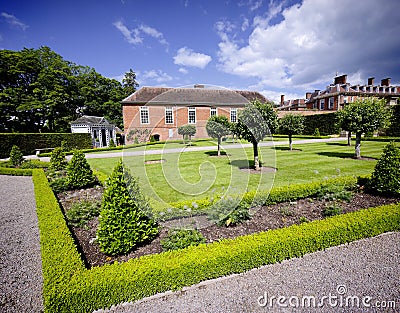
[306,92,312,100]
[334,74,347,85]
[381,78,391,86]
[280,95,285,105]
[368,77,375,85]
[194,84,204,88]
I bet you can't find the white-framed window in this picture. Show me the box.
[165,107,173,124]
[320,99,325,110]
[210,107,217,117]
[140,106,149,124]
[188,107,196,124]
[230,108,237,123]
[328,97,334,109]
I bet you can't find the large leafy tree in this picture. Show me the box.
[0,46,133,132]
[234,100,278,170]
[178,124,196,145]
[337,97,391,158]
[122,69,139,97]
[206,115,231,156]
[278,113,305,150]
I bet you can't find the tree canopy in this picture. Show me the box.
[206,115,231,156]
[278,113,305,150]
[0,47,138,132]
[234,99,277,170]
[178,124,196,144]
[336,97,391,158]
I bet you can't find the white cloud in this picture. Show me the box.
[239,0,264,12]
[178,67,188,74]
[1,12,28,30]
[113,20,168,48]
[142,70,173,83]
[173,47,212,69]
[217,0,400,90]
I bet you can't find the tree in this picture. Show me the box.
[368,141,400,195]
[9,145,24,167]
[206,115,231,156]
[337,98,391,158]
[234,100,278,170]
[278,113,305,150]
[178,124,196,145]
[66,150,96,189]
[122,69,139,97]
[96,160,158,255]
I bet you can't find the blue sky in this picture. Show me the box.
[1,0,400,102]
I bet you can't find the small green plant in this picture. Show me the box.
[280,205,295,217]
[49,177,70,193]
[109,139,116,147]
[313,128,320,137]
[322,204,343,217]
[9,145,24,167]
[66,200,101,228]
[20,159,49,169]
[299,216,309,223]
[368,141,400,196]
[314,185,353,202]
[208,197,250,227]
[96,160,158,256]
[160,228,206,251]
[49,147,68,171]
[67,150,96,189]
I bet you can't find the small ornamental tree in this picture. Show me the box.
[9,145,24,167]
[206,115,231,156]
[368,142,400,195]
[337,97,391,158]
[278,113,305,150]
[178,124,196,145]
[49,147,67,171]
[66,150,96,189]
[96,160,158,255]
[234,100,278,170]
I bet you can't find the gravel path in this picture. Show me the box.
[95,232,399,313]
[0,175,43,312]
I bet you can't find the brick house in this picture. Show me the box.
[279,74,400,111]
[122,85,267,142]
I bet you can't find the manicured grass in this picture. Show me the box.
[88,140,389,204]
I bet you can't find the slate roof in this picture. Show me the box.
[70,115,112,125]
[122,86,268,106]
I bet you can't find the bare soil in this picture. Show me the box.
[57,188,399,268]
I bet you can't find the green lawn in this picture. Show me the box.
[88,140,388,204]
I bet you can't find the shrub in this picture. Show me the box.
[96,160,158,256]
[322,204,343,217]
[49,176,70,193]
[314,184,353,202]
[67,150,96,189]
[20,159,49,169]
[49,147,68,171]
[208,197,250,226]
[368,141,400,196]
[313,128,320,137]
[109,139,116,147]
[160,228,206,251]
[66,200,101,228]
[9,145,24,167]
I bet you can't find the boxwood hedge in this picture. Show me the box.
[30,169,400,312]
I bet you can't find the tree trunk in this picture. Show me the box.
[253,142,260,170]
[217,137,221,156]
[289,134,293,151]
[347,131,351,146]
[355,132,361,159]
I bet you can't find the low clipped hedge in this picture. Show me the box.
[0,167,33,176]
[30,168,400,312]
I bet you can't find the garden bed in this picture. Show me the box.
[57,188,399,268]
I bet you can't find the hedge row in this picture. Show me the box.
[153,175,359,221]
[31,168,400,312]
[303,112,340,135]
[0,133,92,158]
[0,167,33,176]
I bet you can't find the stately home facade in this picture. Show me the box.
[279,74,400,111]
[122,85,267,142]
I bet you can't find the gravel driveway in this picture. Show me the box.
[95,232,399,313]
[0,175,43,312]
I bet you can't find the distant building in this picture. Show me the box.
[278,74,400,111]
[122,85,267,142]
[70,115,117,147]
